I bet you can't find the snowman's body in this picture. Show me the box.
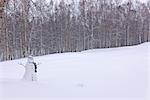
[23,56,37,81]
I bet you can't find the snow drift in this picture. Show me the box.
[0,42,150,100]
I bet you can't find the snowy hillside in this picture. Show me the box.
[0,42,150,100]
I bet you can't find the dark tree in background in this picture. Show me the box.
[0,0,150,61]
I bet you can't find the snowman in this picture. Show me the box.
[22,56,37,81]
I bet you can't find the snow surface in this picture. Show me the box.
[0,43,150,100]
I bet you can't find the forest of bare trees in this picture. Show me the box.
[0,0,150,61]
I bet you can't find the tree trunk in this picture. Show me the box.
[0,0,7,60]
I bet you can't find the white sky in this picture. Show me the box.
[126,0,149,3]
[54,0,149,3]
[42,0,149,4]
[140,0,149,3]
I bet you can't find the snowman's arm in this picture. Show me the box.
[33,62,41,66]
[18,63,26,67]
[36,62,41,65]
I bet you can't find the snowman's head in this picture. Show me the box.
[28,56,34,63]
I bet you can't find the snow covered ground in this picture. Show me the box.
[0,43,150,100]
